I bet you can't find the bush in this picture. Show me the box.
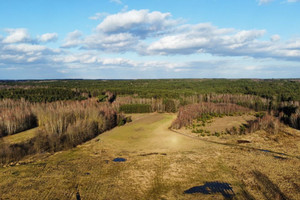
[239,125,246,134]
[245,114,280,134]
[255,112,266,118]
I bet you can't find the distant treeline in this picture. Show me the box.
[0,88,86,102]
[1,79,300,102]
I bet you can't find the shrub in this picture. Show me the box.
[255,112,266,118]
[245,114,280,134]
[239,125,246,135]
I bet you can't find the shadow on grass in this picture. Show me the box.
[76,191,81,200]
[184,181,235,199]
[253,170,290,200]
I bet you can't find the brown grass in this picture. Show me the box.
[197,114,255,134]
[2,127,38,144]
[0,113,299,199]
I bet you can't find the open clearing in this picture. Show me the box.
[0,113,299,199]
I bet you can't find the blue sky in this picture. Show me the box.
[0,0,300,79]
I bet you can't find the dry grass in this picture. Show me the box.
[2,128,38,144]
[200,114,255,133]
[0,113,299,199]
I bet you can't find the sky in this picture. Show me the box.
[0,0,300,79]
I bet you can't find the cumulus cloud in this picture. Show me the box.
[38,33,58,43]
[96,9,178,37]
[3,43,48,53]
[145,23,266,56]
[1,29,58,44]
[139,22,300,61]
[61,30,83,48]
[0,37,60,65]
[62,9,180,52]
[0,28,62,66]
[271,34,280,42]
[58,9,300,61]
[82,32,138,52]
[62,30,139,52]
[285,38,300,50]
[2,8,300,78]
[2,28,32,43]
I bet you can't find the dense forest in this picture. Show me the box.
[1,79,300,101]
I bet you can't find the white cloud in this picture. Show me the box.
[0,38,61,65]
[3,43,47,52]
[2,8,300,79]
[96,9,178,37]
[143,22,300,61]
[59,9,300,61]
[286,38,300,49]
[61,30,83,48]
[2,28,31,43]
[271,34,280,42]
[83,32,138,52]
[38,33,58,43]
[146,23,266,56]
[63,10,179,51]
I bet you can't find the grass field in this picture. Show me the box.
[0,113,299,199]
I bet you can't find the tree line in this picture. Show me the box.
[0,88,86,102]
[1,79,300,102]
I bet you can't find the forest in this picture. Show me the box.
[1,79,300,101]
